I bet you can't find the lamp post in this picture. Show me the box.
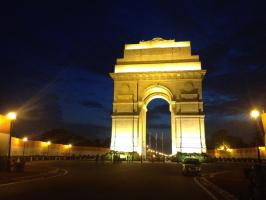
[22,137,28,158]
[47,141,51,158]
[250,109,263,163]
[68,144,72,156]
[6,112,16,172]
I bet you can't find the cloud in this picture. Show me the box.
[204,90,237,106]
[79,100,112,116]
[80,100,105,109]
[62,122,110,139]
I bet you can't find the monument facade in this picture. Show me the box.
[110,38,206,156]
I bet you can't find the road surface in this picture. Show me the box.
[0,161,213,200]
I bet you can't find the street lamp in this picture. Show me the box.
[7,112,16,120]
[250,109,260,119]
[6,112,16,172]
[47,141,51,157]
[22,137,28,158]
[250,109,263,162]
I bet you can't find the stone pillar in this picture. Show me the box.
[180,115,206,153]
[110,114,140,153]
[139,105,147,158]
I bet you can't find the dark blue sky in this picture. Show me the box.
[0,1,265,142]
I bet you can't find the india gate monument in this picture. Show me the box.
[110,38,206,157]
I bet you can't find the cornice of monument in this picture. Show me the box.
[124,37,191,50]
[110,70,206,80]
[116,57,200,65]
[114,38,202,73]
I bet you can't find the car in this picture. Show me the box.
[182,158,201,176]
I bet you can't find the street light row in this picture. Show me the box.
[20,137,72,148]
[5,112,74,171]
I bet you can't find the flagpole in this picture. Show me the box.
[162,132,164,154]
[156,132,158,156]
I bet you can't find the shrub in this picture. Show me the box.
[175,152,214,163]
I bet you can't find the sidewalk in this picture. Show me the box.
[206,166,250,199]
[0,161,60,185]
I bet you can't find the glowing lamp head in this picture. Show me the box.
[23,137,28,142]
[7,112,16,120]
[47,141,51,145]
[68,144,72,148]
[250,109,260,119]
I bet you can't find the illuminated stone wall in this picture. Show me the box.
[10,137,109,156]
[0,115,73,156]
[208,147,266,159]
[262,113,266,145]
[0,114,109,156]
[110,38,206,156]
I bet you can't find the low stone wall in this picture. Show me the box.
[0,114,11,156]
[11,137,110,156]
[207,147,266,159]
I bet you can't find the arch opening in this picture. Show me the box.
[146,98,172,159]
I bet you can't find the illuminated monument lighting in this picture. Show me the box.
[110,38,206,156]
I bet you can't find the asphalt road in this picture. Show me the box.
[0,161,213,200]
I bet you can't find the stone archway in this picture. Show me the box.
[110,38,206,157]
[140,84,174,156]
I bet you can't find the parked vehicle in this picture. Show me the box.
[182,158,201,176]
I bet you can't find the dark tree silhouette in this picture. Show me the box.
[207,129,246,149]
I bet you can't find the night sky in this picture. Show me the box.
[1,1,266,143]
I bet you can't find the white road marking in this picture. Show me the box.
[193,177,219,200]
[200,177,238,200]
[209,170,230,178]
[0,168,68,188]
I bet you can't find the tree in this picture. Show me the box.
[102,137,111,147]
[207,129,246,149]
[38,128,111,147]
[38,128,93,146]
[249,131,264,147]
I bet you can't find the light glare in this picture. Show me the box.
[6,112,16,120]
[250,109,260,119]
